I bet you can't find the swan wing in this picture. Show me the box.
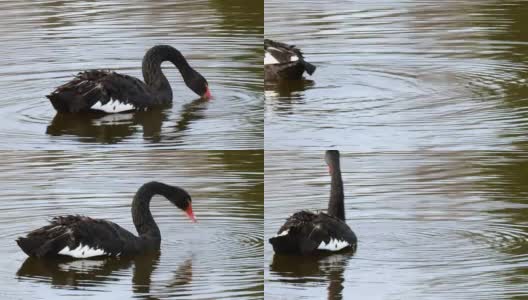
[269,211,356,254]
[264,39,305,65]
[47,70,153,113]
[17,215,135,258]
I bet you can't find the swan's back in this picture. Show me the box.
[16,215,140,258]
[269,211,357,255]
[47,70,154,113]
[264,39,316,81]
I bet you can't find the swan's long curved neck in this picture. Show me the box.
[132,182,170,240]
[141,46,194,103]
[327,164,345,221]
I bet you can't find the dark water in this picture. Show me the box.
[265,0,528,150]
[0,150,263,299]
[0,1,263,149]
[265,151,528,299]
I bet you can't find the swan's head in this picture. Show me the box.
[325,150,340,174]
[168,186,197,223]
[185,71,211,100]
[153,44,211,100]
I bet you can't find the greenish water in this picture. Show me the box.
[2,0,528,299]
[265,0,528,150]
[265,151,528,299]
[0,0,263,149]
[0,150,263,299]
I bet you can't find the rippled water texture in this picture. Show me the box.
[265,0,528,150]
[0,1,263,149]
[265,151,528,299]
[0,151,263,299]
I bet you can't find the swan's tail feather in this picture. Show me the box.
[47,92,89,113]
[302,61,316,76]
[17,231,71,257]
[16,237,42,257]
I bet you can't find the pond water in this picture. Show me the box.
[265,151,528,299]
[0,150,263,299]
[265,0,528,150]
[0,0,263,149]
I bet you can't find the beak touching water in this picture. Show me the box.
[185,204,197,223]
[202,86,212,100]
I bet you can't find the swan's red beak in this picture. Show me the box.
[185,204,197,223]
[202,87,212,100]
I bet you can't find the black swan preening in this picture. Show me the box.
[269,150,357,255]
[264,39,316,81]
[47,45,211,113]
[16,182,196,258]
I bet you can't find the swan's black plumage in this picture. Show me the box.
[270,211,356,255]
[47,45,211,113]
[264,39,316,81]
[16,182,196,258]
[16,215,138,257]
[269,150,357,255]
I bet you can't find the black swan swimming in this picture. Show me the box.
[16,181,196,258]
[47,45,211,113]
[264,39,316,81]
[269,150,357,255]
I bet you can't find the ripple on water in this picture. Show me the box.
[265,151,528,299]
[1,150,263,299]
[265,0,528,150]
[0,0,262,150]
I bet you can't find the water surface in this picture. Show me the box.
[265,151,528,299]
[0,1,263,149]
[0,150,263,299]
[265,0,528,150]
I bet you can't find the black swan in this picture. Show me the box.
[16,181,196,258]
[47,45,211,113]
[269,150,357,255]
[264,39,316,81]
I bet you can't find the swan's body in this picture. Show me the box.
[47,45,211,113]
[269,151,357,255]
[16,182,196,258]
[264,39,316,81]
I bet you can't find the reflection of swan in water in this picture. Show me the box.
[16,252,160,290]
[270,253,352,300]
[174,98,209,132]
[165,257,193,289]
[265,79,314,99]
[46,98,210,144]
[265,80,314,115]
[17,253,195,297]
[46,108,167,143]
